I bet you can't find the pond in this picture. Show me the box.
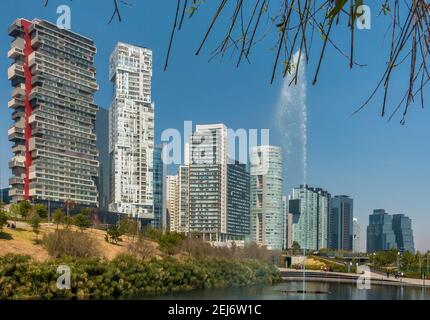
[147,281,430,300]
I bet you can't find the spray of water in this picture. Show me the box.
[276,50,307,188]
[275,50,308,299]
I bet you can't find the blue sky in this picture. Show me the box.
[0,1,429,252]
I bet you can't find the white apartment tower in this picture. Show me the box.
[250,146,283,250]
[189,124,228,241]
[108,42,154,218]
[166,175,179,232]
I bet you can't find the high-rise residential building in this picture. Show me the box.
[152,145,166,230]
[250,145,283,250]
[166,175,179,232]
[366,209,397,253]
[392,214,415,253]
[289,186,330,251]
[352,217,360,253]
[329,195,353,251]
[286,212,293,249]
[282,196,288,250]
[8,18,99,206]
[108,42,154,218]
[96,107,110,211]
[227,160,250,240]
[189,124,228,241]
[178,165,189,234]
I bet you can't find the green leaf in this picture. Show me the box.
[327,0,348,19]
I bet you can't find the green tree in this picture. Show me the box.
[74,213,90,231]
[106,224,124,244]
[34,204,48,219]
[119,217,139,240]
[0,210,8,232]
[52,208,65,230]
[17,201,33,220]
[30,213,41,243]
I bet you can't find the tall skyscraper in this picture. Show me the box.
[166,175,179,232]
[8,19,99,206]
[250,145,283,250]
[366,209,397,253]
[289,186,330,251]
[329,195,353,251]
[189,124,228,241]
[152,145,166,230]
[392,214,415,253]
[108,42,154,218]
[178,165,189,234]
[96,107,110,211]
[352,217,360,253]
[227,160,250,240]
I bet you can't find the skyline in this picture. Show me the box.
[0,1,429,251]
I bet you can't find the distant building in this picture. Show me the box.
[282,196,288,250]
[178,165,189,234]
[366,209,397,253]
[392,214,415,253]
[329,195,353,251]
[352,218,360,253]
[289,186,330,251]
[153,145,166,230]
[250,145,283,250]
[1,187,11,204]
[96,107,110,211]
[227,160,250,240]
[166,175,179,232]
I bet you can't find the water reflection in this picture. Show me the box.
[149,281,430,300]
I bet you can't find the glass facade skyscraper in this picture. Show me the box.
[366,209,397,253]
[152,145,166,230]
[329,195,353,251]
[227,160,250,240]
[392,214,415,253]
[289,186,330,251]
[250,146,283,250]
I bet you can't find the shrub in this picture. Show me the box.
[42,229,99,258]
[128,236,156,260]
[0,254,281,300]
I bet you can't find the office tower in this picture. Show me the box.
[8,19,99,205]
[289,186,330,251]
[178,165,189,234]
[1,187,11,204]
[189,124,228,241]
[282,196,288,250]
[153,145,166,230]
[352,217,360,253]
[96,107,110,210]
[329,195,353,251]
[250,145,283,250]
[108,42,154,218]
[166,175,179,232]
[366,209,397,253]
[392,214,415,253]
[227,160,250,241]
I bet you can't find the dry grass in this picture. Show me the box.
[0,221,160,262]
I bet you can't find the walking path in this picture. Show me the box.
[279,268,430,288]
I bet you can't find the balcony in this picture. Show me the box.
[8,188,24,197]
[8,126,24,141]
[9,177,24,185]
[8,63,24,81]
[8,97,25,109]
[12,85,25,98]
[12,144,26,153]
[9,156,26,169]
[8,46,24,59]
